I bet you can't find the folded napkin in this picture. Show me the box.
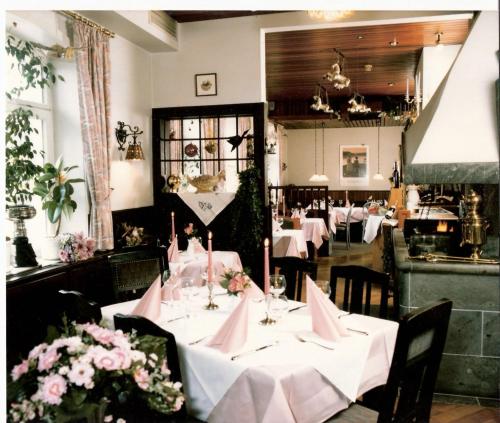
[132,275,162,322]
[300,210,308,223]
[192,238,206,253]
[272,219,282,232]
[306,275,349,341]
[291,209,300,219]
[245,279,265,300]
[168,238,180,262]
[206,295,249,353]
[161,267,184,301]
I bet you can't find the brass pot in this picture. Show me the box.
[8,205,36,238]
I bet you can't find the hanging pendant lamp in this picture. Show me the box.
[317,121,329,182]
[373,122,384,180]
[309,120,321,182]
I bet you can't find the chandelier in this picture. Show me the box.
[307,10,353,21]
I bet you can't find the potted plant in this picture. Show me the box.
[33,157,84,260]
[5,34,64,265]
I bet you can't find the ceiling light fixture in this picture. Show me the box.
[387,82,395,87]
[317,121,329,182]
[364,64,373,72]
[373,120,384,181]
[435,31,444,49]
[309,120,320,182]
[307,10,353,21]
[356,35,364,40]
[389,38,399,47]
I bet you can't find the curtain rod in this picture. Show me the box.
[59,11,115,38]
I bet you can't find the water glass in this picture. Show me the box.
[269,295,289,320]
[180,277,196,317]
[270,275,286,298]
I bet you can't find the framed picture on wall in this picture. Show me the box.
[195,73,217,96]
[339,144,369,186]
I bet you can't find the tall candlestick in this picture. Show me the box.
[282,195,286,217]
[208,231,213,283]
[264,238,270,295]
[405,78,409,101]
[171,211,175,242]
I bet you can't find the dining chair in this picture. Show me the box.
[108,246,167,302]
[329,265,390,319]
[335,205,353,249]
[57,290,102,324]
[327,299,453,423]
[271,257,318,301]
[113,314,203,422]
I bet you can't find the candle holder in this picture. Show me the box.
[204,281,219,310]
[259,294,276,325]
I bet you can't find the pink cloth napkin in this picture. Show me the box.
[206,295,250,353]
[161,268,183,301]
[245,279,265,300]
[132,275,162,322]
[306,275,349,341]
[272,219,282,232]
[168,238,180,262]
[193,239,206,253]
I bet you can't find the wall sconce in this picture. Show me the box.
[115,121,145,160]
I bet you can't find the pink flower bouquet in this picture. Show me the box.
[57,232,95,263]
[7,321,184,422]
[219,268,251,296]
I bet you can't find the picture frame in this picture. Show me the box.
[339,144,369,186]
[195,73,217,96]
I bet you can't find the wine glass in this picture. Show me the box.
[315,280,332,299]
[339,199,344,207]
[269,275,286,298]
[180,277,195,317]
[269,294,289,321]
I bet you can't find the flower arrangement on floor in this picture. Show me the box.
[57,232,95,263]
[219,268,251,296]
[8,321,184,422]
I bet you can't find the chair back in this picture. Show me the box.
[57,290,102,324]
[108,247,166,302]
[345,205,354,226]
[378,299,453,423]
[329,265,389,318]
[113,313,182,385]
[271,257,318,301]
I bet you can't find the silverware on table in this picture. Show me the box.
[230,342,278,361]
[189,335,211,345]
[347,328,369,336]
[296,335,335,350]
[166,316,185,323]
[288,304,307,313]
[338,312,352,319]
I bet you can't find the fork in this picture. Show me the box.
[296,335,335,350]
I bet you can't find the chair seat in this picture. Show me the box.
[326,403,378,422]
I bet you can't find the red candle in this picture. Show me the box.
[171,211,175,242]
[208,231,213,283]
[264,238,270,295]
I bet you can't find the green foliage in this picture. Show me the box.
[33,157,84,236]
[230,167,264,269]
[5,34,64,206]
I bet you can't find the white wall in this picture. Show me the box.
[286,127,402,190]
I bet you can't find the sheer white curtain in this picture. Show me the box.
[168,120,182,176]
[201,118,219,175]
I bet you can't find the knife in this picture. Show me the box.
[288,304,307,313]
[347,328,369,336]
[230,342,278,360]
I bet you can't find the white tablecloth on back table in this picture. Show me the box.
[169,251,242,283]
[329,207,365,234]
[101,295,398,423]
[301,218,329,249]
[272,229,308,258]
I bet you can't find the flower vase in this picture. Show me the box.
[41,236,60,261]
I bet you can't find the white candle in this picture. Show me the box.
[264,238,270,295]
[171,212,175,242]
[283,195,286,216]
[208,231,213,283]
[406,78,409,101]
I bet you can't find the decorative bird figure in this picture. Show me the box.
[227,129,251,151]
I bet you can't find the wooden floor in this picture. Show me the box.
[314,241,500,423]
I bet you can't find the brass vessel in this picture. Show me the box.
[460,190,489,260]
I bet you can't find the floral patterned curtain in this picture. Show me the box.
[168,119,182,176]
[74,22,113,250]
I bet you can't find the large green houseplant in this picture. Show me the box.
[5,34,65,265]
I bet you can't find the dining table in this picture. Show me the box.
[329,207,365,234]
[101,291,398,423]
[272,229,308,258]
[300,218,330,249]
[169,251,243,283]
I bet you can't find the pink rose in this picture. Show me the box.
[59,250,69,262]
[41,374,67,405]
[90,346,122,371]
[112,347,132,370]
[67,361,95,387]
[133,367,150,390]
[37,348,61,372]
[11,359,29,381]
[28,343,47,360]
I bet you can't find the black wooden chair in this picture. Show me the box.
[328,299,453,423]
[329,265,390,319]
[271,257,318,301]
[113,314,202,422]
[335,205,353,249]
[108,246,167,302]
[57,290,102,324]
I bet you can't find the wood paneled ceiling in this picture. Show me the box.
[166,11,285,23]
[266,18,472,105]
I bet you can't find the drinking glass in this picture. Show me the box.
[339,200,344,207]
[276,216,284,227]
[269,295,289,320]
[180,277,196,317]
[270,275,286,298]
[316,280,332,299]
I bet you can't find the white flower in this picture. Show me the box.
[58,366,70,376]
[28,343,47,360]
[40,374,67,405]
[104,416,113,422]
[117,419,126,423]
[68,361,95,387]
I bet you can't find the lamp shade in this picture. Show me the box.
[125,143,145,160]
[373,173,384,181]
[317,174,330,182]
[309,174,321,182]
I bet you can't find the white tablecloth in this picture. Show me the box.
[169,251,243,283]
[329,207,365,234]
[301,218,329,249]
[178,192,236,225]
[102,296,398,423]
[273,229,308,258]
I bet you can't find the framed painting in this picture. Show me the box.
[339,144,369,186]
[195,73,217,96]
